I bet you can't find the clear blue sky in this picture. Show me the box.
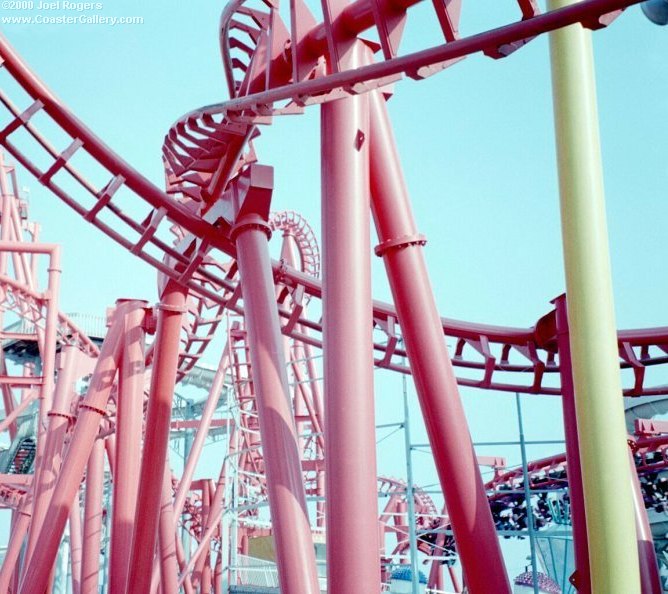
[1,0,667,583]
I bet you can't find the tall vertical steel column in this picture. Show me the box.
[548,4,641,591]
[231,164,320,594]
[81,438,104,594]
[368,90,510,594]
[321,41,380,594]
[128,281,187,594]
[110,300,147,594]
[554,295,591,593]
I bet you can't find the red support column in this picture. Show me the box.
[36,244,61,439]
[24,346,85,566]
[18,243,62,584]
[69,497,83,594]
[369,90,510,594]
[231,164,320,594]
[321,41,380,594]
[629,449,662,594]
[0,501,30,592]
[110,300,148,594]
[448,566,462,593]
[19,303,127,594]
[128,281,187,594]
[553,295,591,593]
[81,438,105,594]
[158,464,179,594]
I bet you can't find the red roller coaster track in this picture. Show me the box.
[0,0,663,592]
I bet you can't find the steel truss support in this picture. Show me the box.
[321,40,381,594]
[128,282,187,594]
[231,164,320,594]
[548,3,641,591]
[368,89,511,594]
[19,301,130,594]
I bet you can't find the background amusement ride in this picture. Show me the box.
[0,0,666,592]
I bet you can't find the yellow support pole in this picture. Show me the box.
[548,3,641,593]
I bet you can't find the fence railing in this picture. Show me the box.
[233,555,280,588]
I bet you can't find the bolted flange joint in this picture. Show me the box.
[374,233,427,257]
[230,214,273,243]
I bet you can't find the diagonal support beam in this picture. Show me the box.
[231,164,320,594]
[369,89,510,594]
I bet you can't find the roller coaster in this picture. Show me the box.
[0,0,665,592]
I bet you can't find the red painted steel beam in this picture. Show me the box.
[177,463,227,588]
[0,377,42,386]
[321,40,381,594]
[69,488,83,594]
[158,464,179,594]
[23,347,82,574]
[554,295,591,593]
[0,500,30,591]
[0,393,36,435]
[19,303,127,594]
[109,300,147,594]
[6,24,668,396]
[369,90,510,594]
[127,282,187,594]
[0,34,232,253]
[477,456,507,469]
[635,418,668,436]
[192,482,212,589]
[304,0,418,52]
[231,165,320,594]
[81,438,105,594]
[3,42,668,397]
[629,449,663,594]
[213,0,643,113]
[170,418,230,431]
[172,346,230,523]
